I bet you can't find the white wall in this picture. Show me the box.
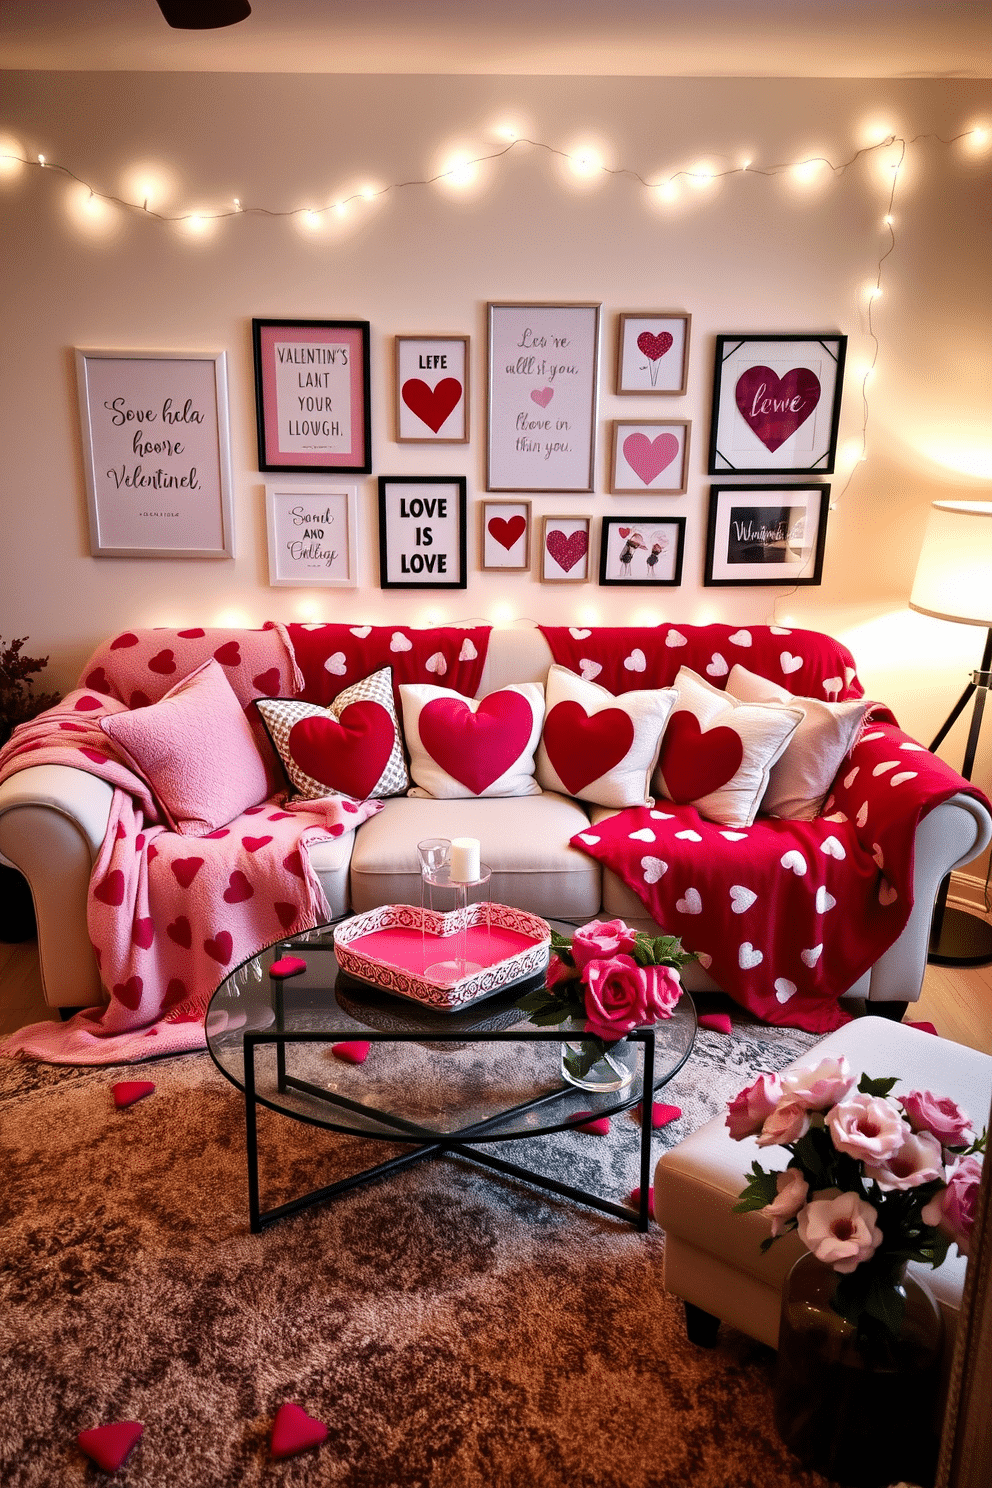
[1,72,990,849]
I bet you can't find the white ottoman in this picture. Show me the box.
[654,1016,991,1368]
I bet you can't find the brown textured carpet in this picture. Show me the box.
[0,1009,837,1488]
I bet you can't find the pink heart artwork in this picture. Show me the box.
[530,387,554,408]
[487,514,526,551]
[735,366,822,452]
[401,376,463,433]
[622,432,680,485]
[546,527,588,574]
[636,331,673,362]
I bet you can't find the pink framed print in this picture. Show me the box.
[610,419,691,494]
[616,313,691,395]
[252,319,371,473]
[540,516,591,583]
[481,500,531,570]
[395,336,469,442]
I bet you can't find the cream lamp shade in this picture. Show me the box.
[909,500,992,627]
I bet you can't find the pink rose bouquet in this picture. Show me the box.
[516,917,695,1082]
[729,1057,986,1339]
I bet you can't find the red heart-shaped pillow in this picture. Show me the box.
[418,691,533,793]
[658,711,744,801]
[288,701,393,799]
[542,702,635,795]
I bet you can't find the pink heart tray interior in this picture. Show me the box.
[332,902,551,1011]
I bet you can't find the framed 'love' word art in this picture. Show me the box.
[708,334,847,475]
[480,500,531,570]
[378,476,467,589]
[252,318,371,474]
[395,336,469,442]
[616,313,690,395]
[705,483,829,586]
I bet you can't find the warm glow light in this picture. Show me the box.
[633,608,663,627]
[361,186,377,201]
[489,602,516,628]
[37,154,45,166]
[233,197,241,210]
[334,201,347,216]
[578,606,601,627]
[913,440,992,481]
[214,608,253,628]
[656,179,679,203]
[295,598,323,622]
[883,214,894,227]
[838,437,866,472]
[792,158,825,184]
[301,210,321,229]
[687,163,715,189]
[439,153,478,188]
[569,148,602,177]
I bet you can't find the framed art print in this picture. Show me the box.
[616,313,690,395]
[395,336,469,442]
[704,483,829,586]
[252,318,371,473]
[265,482,357,587]
[610,420,690,494]
[75,348,234,559]
[378,476,467,589]
[540,516,591,583]
[481,500,531,570]
[599,517,685,586]
[708,334,847,475]
[487,302,600,492]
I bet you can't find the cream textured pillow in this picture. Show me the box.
[400,682,545,798]
[655,666,803,827]
[536,664,676,808]
[725,663,868,819]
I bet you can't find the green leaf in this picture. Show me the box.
[734,1160,781,1212]
[514,989,551,1013]
[858,1073,898,1097]
[529,1005,574,1027]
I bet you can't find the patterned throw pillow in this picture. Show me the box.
[536,664,677,808]
[256,667,408,802]
[655,666,804,827]
[399,682,545,798]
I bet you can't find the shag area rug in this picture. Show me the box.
[0,1002,838,1488]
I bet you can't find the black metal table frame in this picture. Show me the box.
[242,1023,666,1234]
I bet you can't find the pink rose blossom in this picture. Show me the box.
[582,954,653,1039]
[798,1191,883,1273]
[761,1167,809,1237]
[864,1129,944,1191]
[781,1055,855,1111]
[545,953,578,989]
[571,918,639,973]
[899,1090,975,1149]
[642,963,682,1017]
[756,1098,811,1148]
[825,1093,909,1163]
[726,1072,784,1140]
[922,1154,984,1258]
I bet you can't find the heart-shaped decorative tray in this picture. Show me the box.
[332,902,551,1011]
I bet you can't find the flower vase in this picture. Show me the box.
[561,1037,638,1093]
[773,1251,944,1488]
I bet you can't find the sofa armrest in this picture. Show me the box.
[0,764,114,1008]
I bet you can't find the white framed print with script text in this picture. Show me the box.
[265,482,357,587]
[487,302,600,492]
[75,348,234,558]
[708,334,847,475]
[395,336,469,442]
[704,483,829,586]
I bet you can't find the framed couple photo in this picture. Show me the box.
[599,516,686,587]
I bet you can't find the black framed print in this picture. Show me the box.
[704,484,829,586]
[252,318,372,473]
[708,334,847,475]
[377,476,467,589]
[599,516,685,586]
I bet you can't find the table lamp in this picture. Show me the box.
[909,499,992,966]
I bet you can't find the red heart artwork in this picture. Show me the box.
[658,711,745,801]
[110,632,140,650]
[93,870,126,907]
[77,1422,144,1472]
[167,915,193,949]
[270,1402,328,1461]
[204,931,234,965]
[283,849,306,880]
[253,667,281,695]
[622,432,680,485]
[487,514,526,551]
[113,976,143,1011]
[542,702,635,795]
[288,701,393,798]
[85,667,111,692]
[130,690,151,709]
[132,917,155,950]
[148,649,176,675]
[178,627,206,639]
[546,528,588,574]
[242,835,273,853]
[735,365,822,453]
[275,901,298,931]
[401,376,463,433]
[223,870,255,904]
[112,1081,155,1109]
[213,640,241,668]
[418,691,533,793]
[636,330,673,362]
[171,856,204,889]
[74,695,102,712]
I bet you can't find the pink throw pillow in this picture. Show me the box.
[100,658,270,836]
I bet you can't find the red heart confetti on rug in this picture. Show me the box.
[77,1421,144,1471]
[633,1101,682,1129]
[269,1403,328,1460]
[573,1111,611,1135]
[269,955,307,979]
[112,1081,156,1110]
[907,1021,939,1036]
[629,1185,654,1214]
[332,1041,371,1064]
[698,1013,733,1035]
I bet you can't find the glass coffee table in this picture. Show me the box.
[206,920,697,1235]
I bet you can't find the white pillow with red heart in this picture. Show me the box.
[535,664,676,808]
[399,682,545,798]
[655,666,804,827]
[255,667,409,801]
[725,664,869,819]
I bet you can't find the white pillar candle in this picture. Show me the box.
[449,836,481,882]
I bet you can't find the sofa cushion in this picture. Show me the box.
[348,793,601,920]
[400,682,544,798]
[725,664,868,820]
[100,659,270,837]
[655,667,803,828]
[536,664,676,808]
[256,667,408,802]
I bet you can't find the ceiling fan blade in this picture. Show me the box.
[156,0,252,28]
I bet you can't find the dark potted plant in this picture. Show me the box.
[0,637,61,941]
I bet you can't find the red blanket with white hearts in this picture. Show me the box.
[569,720,989,1035]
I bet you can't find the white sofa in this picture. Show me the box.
[0,623,989,1015]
